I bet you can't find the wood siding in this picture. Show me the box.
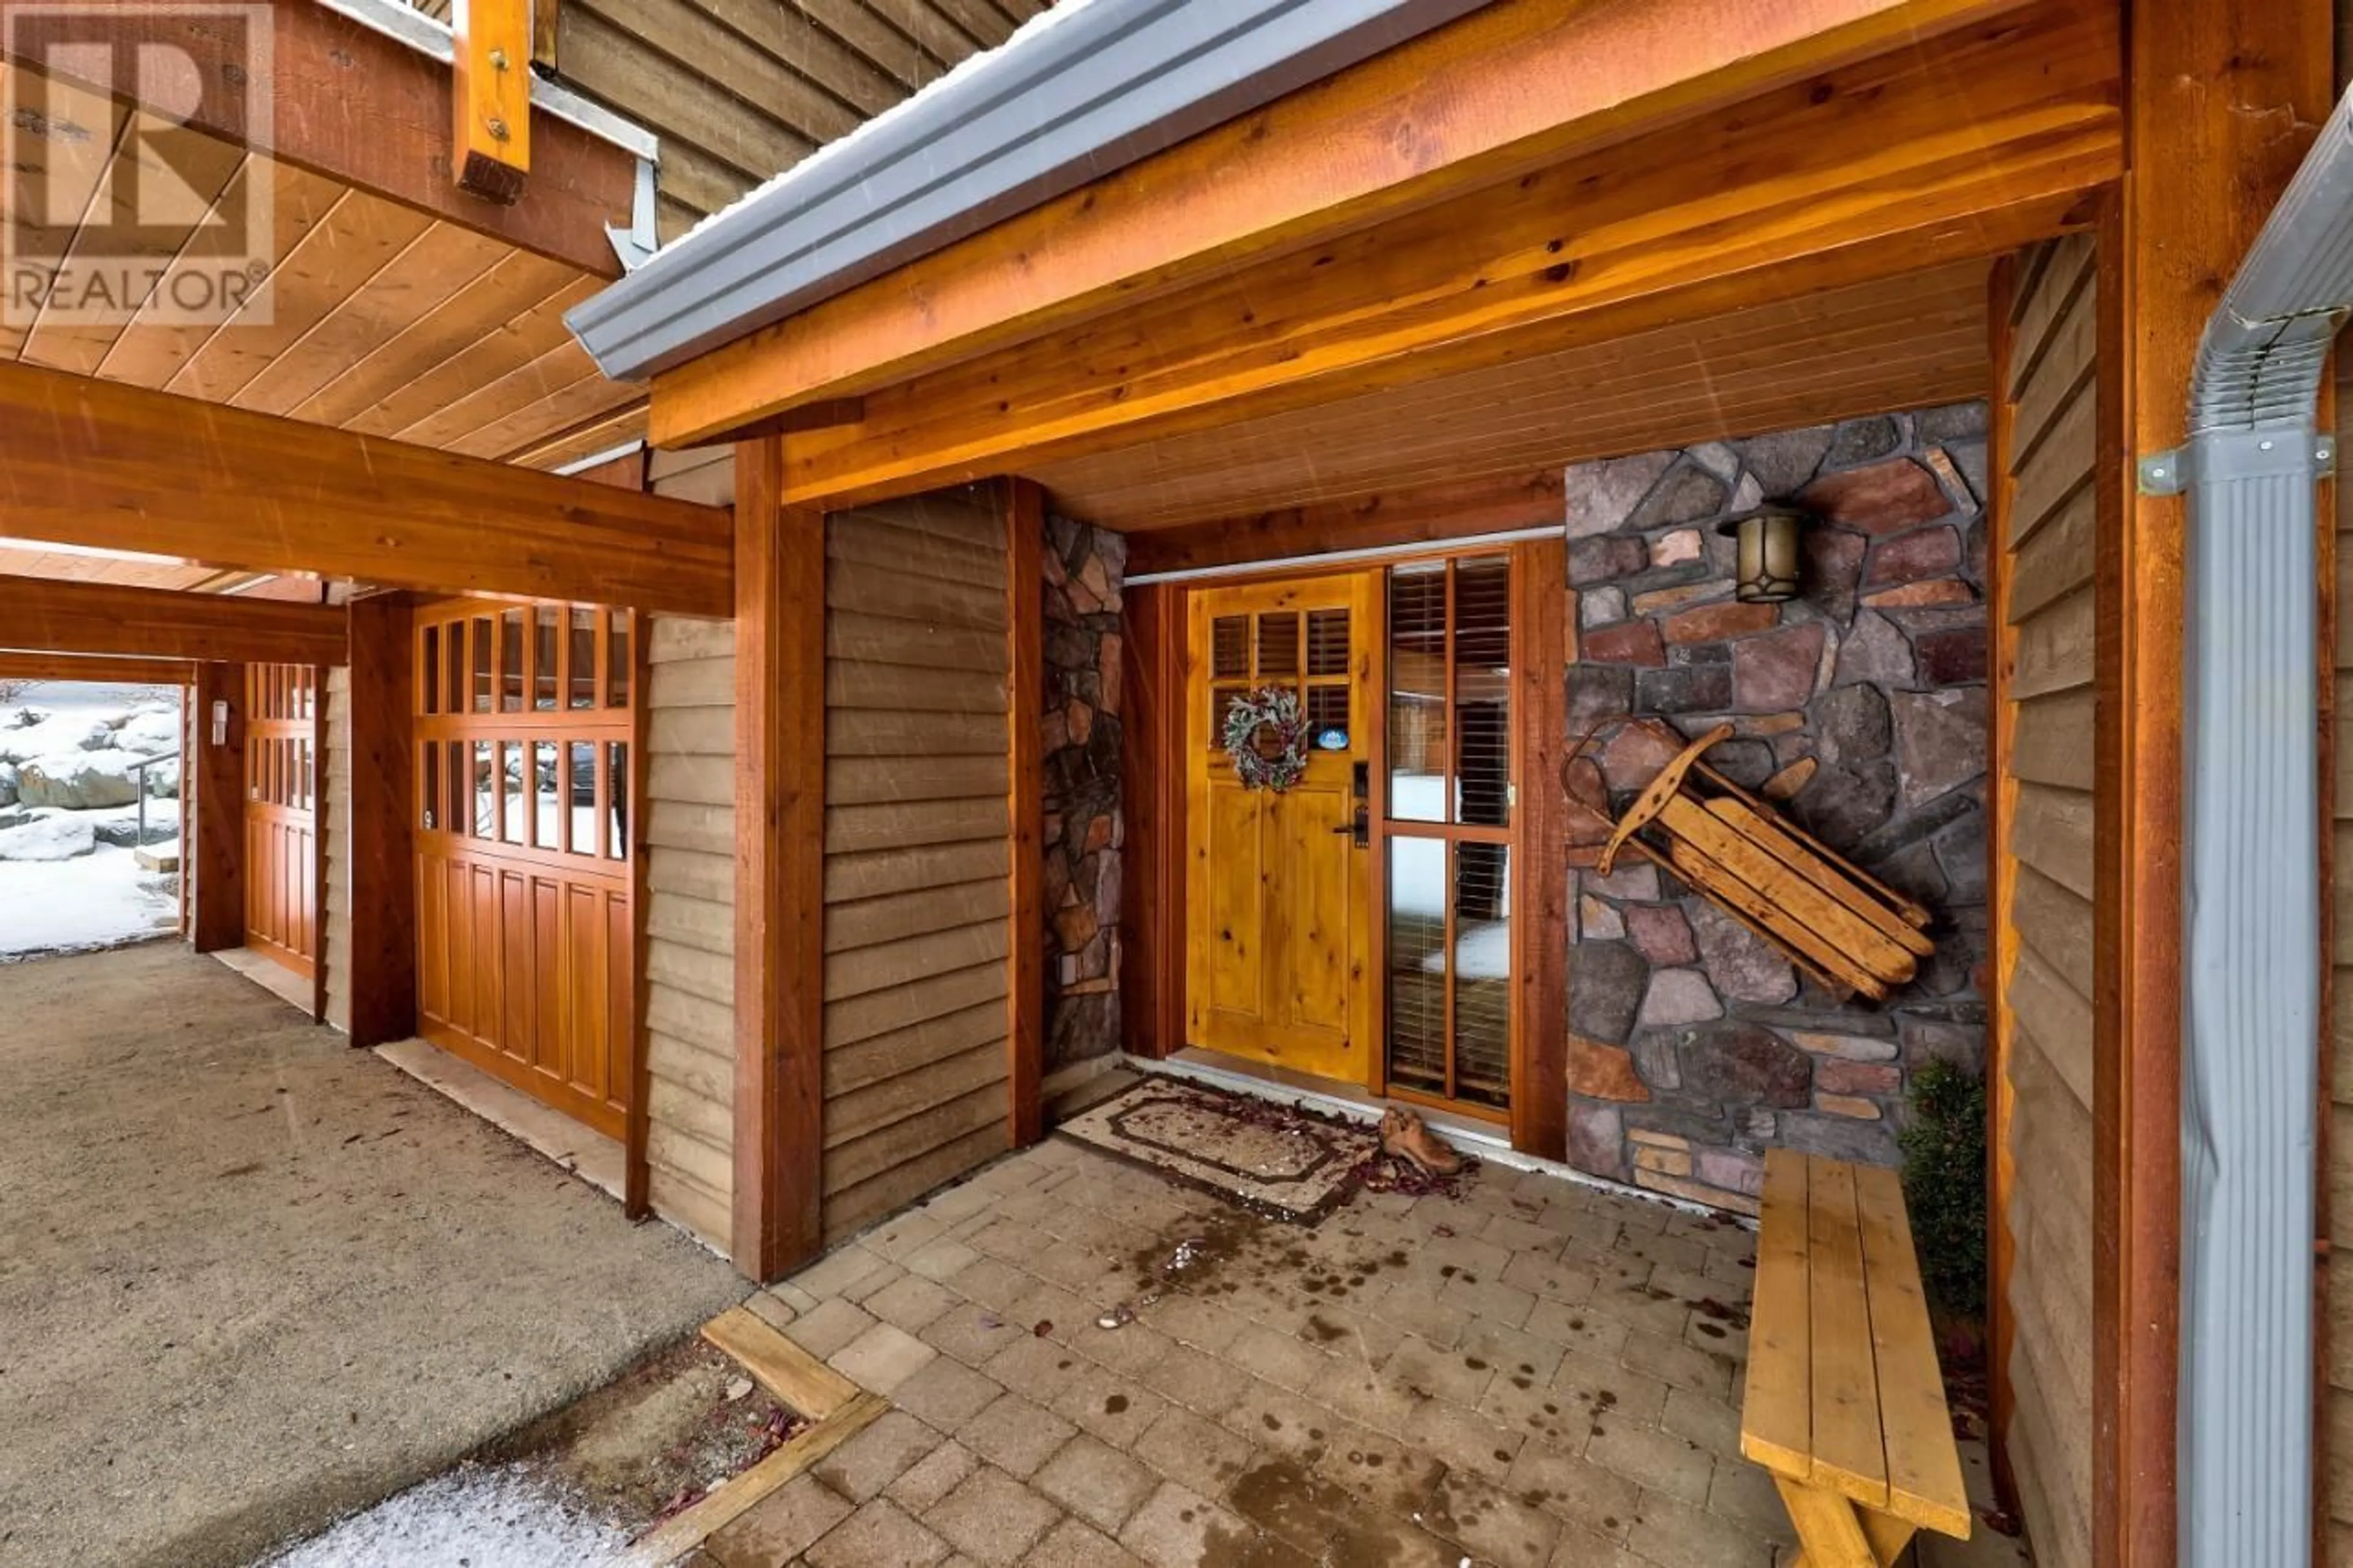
[1995,233,2096,1568]
[554,0,1038,243]
[325,666,354,1032]
[822,490,1014,1241]
[644,613,740,1252]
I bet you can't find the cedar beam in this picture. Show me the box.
[2098,3,2333,1564]
[1118,581,1188,1061]
[0,4,627,276]
[651,0,2041,448]
[0,362,733,617]
[1510,537,1568,1163]
[1,577,348,665]
[452,0,532,203]
[344,596,417,1048]
[1004,479,1045,1146]
[1123,472,1566,577]
[0,651,192,687]
[761,0,2118,507]
[732,436,826,1279]
[189,661,244,953]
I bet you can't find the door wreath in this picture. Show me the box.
[1223,684,1310,792]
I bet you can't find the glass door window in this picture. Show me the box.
[1383,556,1513,1113]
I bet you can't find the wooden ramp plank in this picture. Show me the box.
[1853,1164,1973,1537]
[702,1305,861,1420]
[1741,1148,1816,1477]
[1805,1156,1890,1508]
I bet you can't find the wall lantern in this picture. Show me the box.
[1716,504,1811,602]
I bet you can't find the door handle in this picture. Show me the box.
[1332,806,1370,848]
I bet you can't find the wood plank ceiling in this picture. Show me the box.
[332,0,1056,471]
[0,57,623,473]
[0,1,1049,596]
[1025,259,1995,534]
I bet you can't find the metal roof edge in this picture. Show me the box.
[565,0,1491,387]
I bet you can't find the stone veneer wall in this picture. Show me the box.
[1559,406,1991,1213]
[1042,515,1127,1071]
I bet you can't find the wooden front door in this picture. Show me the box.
[243,664,317,977]
[1184,574,1376,1085]
[412,602,636,1138]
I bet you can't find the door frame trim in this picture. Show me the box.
[1139,541,1567,1155]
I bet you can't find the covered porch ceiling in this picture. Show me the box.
[0,2,664,607]
[607,0,2117,550]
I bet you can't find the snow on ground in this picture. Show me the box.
[0,681,182,959]
[264,1464,637,1568]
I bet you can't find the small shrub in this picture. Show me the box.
[0,679,28,706]
[1900,1058,1987,1322]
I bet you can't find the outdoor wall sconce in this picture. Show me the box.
[1718,504,1810,602]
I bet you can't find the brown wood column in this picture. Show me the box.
[1119,580,1188,1061]
[189,661,246,953]
[2099,5,2332,1562]
[344,596,416,1048]
[1510,537,1567,1162]
[1004,479,1046,1146]
[1982,253,2021,1517]
[733,436,827,1280]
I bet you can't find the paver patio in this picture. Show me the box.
[680,1129,2028,1567]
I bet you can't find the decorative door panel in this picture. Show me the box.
[412,600,635,1138]
[1184,574,1376,1085]
[244,664,317,977]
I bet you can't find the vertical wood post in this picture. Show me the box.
[189,661,246,953]
[2101,6,2332,1562]
[1119,581,1188,1061]
[452,0,531,202]
[345,596,417,1047]
[1982,253,2021,1517]
[1004,479,1045,1146]
[733,436,827,1280]
[1510,536,1567,1162]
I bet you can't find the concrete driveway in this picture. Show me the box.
[0,944,745,1568]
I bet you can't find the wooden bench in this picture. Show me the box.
[1740,1148,1971,1566]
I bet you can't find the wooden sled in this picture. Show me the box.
[1594,723,1933,1002]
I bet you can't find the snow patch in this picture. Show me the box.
[265,1464,638,1568]
[0,814,96,862]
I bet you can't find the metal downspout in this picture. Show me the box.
[2149,85,2353,1568]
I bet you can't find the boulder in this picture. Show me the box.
[0,814,97,862]
[0,762,15,807]
[93,818,180,849]
[15,752,142,809]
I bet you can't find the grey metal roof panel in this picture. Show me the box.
[566,0,1491,385]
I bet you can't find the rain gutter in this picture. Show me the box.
[2140,83,2353,1568]
[564,0,1491,383]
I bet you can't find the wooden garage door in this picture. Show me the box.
[244,664,317,977]
[412,602,636,1138]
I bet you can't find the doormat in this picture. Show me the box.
[1055,1078,1389,1224]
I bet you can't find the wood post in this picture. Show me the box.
[1982,253,2021,1517]
[1118,581,1188,1062]
[1004,480,1045,1146]
[733,435,827,1280]
[344,597,417,1048]
[452,0,531,202]
[1510,537,1568,1162]
[2099,4,2333,1562]
[189,662,245,953]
